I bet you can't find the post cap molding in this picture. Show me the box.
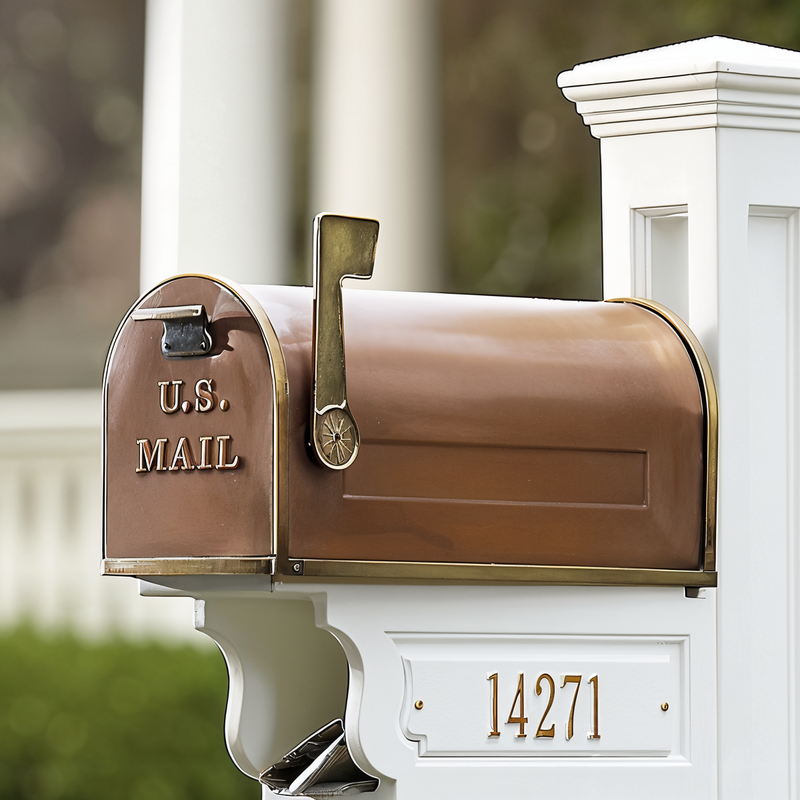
[559,36,800,138]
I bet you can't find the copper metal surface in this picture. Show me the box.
[609,297,718,572]
[248,285,708,574]
[104,276,714,583]
[104,276,282,560]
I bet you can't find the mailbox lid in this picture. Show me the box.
[249,286,713,579]
[103,276,284,568]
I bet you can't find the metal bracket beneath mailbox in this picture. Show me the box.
[260,719,378,797]
[131,304,212,358]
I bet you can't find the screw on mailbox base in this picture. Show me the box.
[291,562,303,575]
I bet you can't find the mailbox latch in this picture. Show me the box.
[131,304,212,358]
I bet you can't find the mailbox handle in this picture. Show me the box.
[131,304,212,358]
[311,213,379,470]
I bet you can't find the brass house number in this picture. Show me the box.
[487,672,601,741]
[135,379,240,473]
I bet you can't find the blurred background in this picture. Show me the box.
[1,0,800,797]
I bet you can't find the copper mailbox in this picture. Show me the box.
[103,219,717,587]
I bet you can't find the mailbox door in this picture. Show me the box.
[103,275,286,573]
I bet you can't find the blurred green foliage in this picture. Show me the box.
[441,0,800,300]
[0,626,255,800]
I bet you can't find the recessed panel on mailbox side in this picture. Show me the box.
[104,277,274,560]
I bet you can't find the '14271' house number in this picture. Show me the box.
[488,672,600,741]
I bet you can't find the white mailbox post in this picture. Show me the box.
[560,36,800,798]
[108,34,800,800]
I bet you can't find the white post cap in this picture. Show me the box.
[559,36,800,138]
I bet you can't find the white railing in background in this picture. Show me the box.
[0,389,205,646]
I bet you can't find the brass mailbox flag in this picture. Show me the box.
[311,213,379,470]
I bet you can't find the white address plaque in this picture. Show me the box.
[391,633,684,758]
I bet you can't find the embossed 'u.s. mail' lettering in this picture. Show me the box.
[135,379,240,473]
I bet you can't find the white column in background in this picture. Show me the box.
[310,0,443,292]
[140,0,292,291]
[561,36,800,799]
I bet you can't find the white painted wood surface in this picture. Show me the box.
[561,35,800,800]
[140,0,442,293]
[139,0,292,290]
[140,580,716,799]
[396,634,677,757]
[192,592,348,778]
[310,0,443,292]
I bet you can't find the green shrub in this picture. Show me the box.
[0,626,256,800]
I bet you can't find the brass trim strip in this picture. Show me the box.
[102,557,275,576]
[607,297,718,573]
[292,558,717,587]
[130,304,204,321]
[102,273,288,571]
